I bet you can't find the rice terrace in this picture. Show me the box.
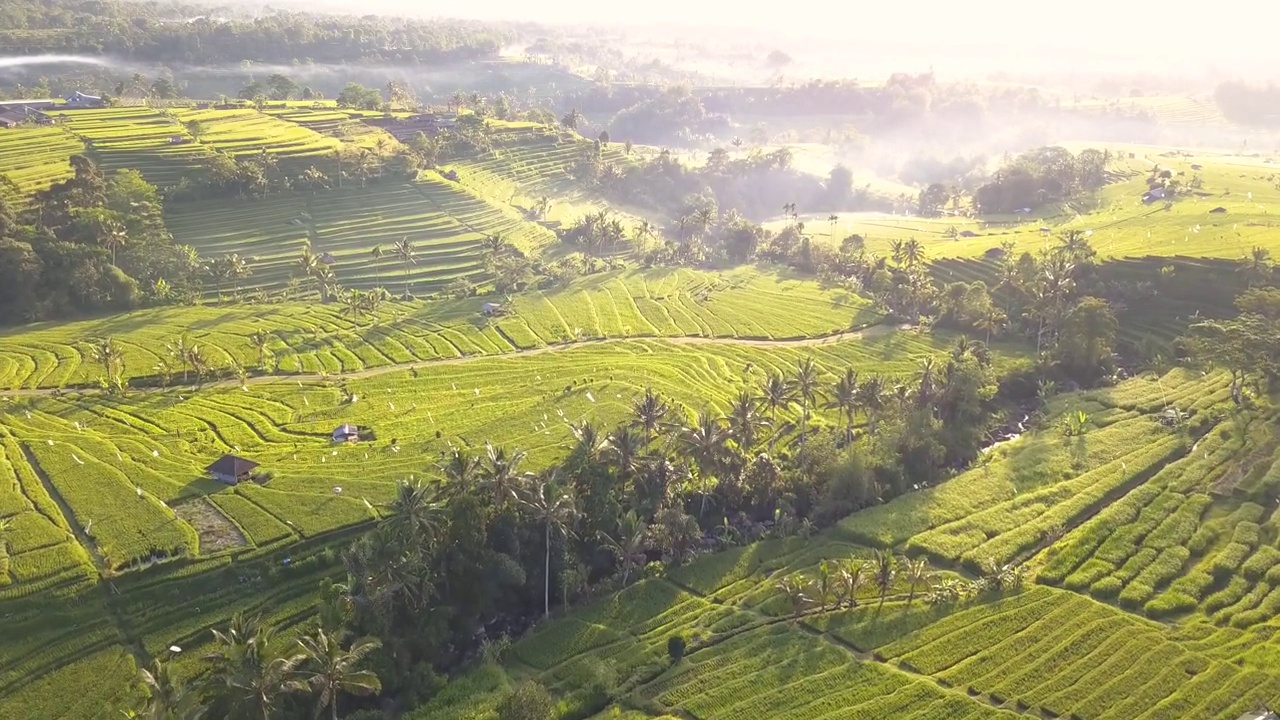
[3,3,1280,719]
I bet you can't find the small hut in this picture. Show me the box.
[206,454,260,485]
[332,424,360,443]
[482,302,505,317]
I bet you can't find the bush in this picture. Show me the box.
[497,681,555,720]
[667,634,687,663]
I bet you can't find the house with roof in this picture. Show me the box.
[65,91,103,107]
[332,424,360,443]
[206,454,260,485]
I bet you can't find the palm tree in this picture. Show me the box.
[873,549,896,610]
[605,426,646,482]
[568,420,608,464]
[393,237,415,299]
[726,390,769,452]
[519,474,577,617]
[137,659,203,720]
[224,253,252,300]
[1239,246,1273,288]
[760,372,795,452]
[203,615,300,720]
[775,576,811,620]
[975,306,1006,344]
[791,358,821,459]
[903,557,930,606]
[188,344,209,386]
[440,448,482,494]
[631,387,670,447]
[824,367,859,441]
[369,244,384,283]
[296,246,321,300]
[598,509,646,585]
[386,479,447,547]
[837,558,866,609]
[167,334,193,383]
[816,560,833,611]
[248,330,272,370]
[480,443,528,508]
[287,631,382,720]
[678,410,729,518]
[902,238,925,268]
[88,337,124,381]
[101,219,128,266]
[856,376,887,434]
[342,288,365,327]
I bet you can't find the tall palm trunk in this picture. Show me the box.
[544,521,552,618]
[403,263,410,299]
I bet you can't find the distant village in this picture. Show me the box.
[0,91,104,127]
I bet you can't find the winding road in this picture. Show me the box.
[3,323,911,399]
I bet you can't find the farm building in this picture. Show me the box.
[205,454,260,485]
[0,111,23,128]
[65,91,103,107]
[482,302,506,316]
[332,424,360,443]
[0,98,56,111]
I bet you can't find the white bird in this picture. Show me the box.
[350,394,358,403]
[74,421,81,431]
[46,439,53,446]
[152,449,160,457]
[388,401,395,411]
[321,456,326,463]
[233,445,241,453]
[452,383,457,391]
[362,497,373,510]
[116,452,122,461]
[135,486,143,498]
[474,388,480,396]
[303,397,310,406]
[72,454,83,465]
[586,391,595,403]
[330,450,338,456]
[333,486,342,494]
[25,410,31,419]
[168,645,182,654]
[392,446,400,453]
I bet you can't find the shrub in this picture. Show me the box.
[667,634,687,663]
[497,681,555,720]
[1242,546,1280,579]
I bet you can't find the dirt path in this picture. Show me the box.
[5,324,910,399]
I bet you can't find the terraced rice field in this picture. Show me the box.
[412,366,1280,720]
[57,106,214,187]
[0,125,83,204]
[0,267,877,390]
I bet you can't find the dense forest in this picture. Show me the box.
[0,0,508,65]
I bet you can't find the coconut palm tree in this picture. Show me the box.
[287,631,382,720]
[726,389,769,453]
[824,367,859,441]
[791,357,821,458]
[88,337,124,381]
[597,509,647,585]
[224,253,252,300]
[902,238,925,268]
[873,549,896,610]
[519,474,577,617]
[393,237,415,299]
[1238,246,1274,288]
[100,218,128,266]
[856,376,887,434]
[568,420,608,464]
[167,334,193,383]
[202,615,300,720]
[975,306,1006,344]
[386,479,448,548]
[369,244,384,283]
[759,371,795,452]
[480,443,528,508]
[248,330,272,370]
[816,560,834,611]
[678,410,729,518]
[631,387,670,447]
[903,557,930,606]
[775,576,811,620]
[187,344,210,386]
[342,288,365,327]
[137,659,204,720]
[295,246,321,300]
[440,448,482,494]
[837,558,866,609]
[605,427,646,483]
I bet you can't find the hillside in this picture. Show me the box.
[413,368,1280,720]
